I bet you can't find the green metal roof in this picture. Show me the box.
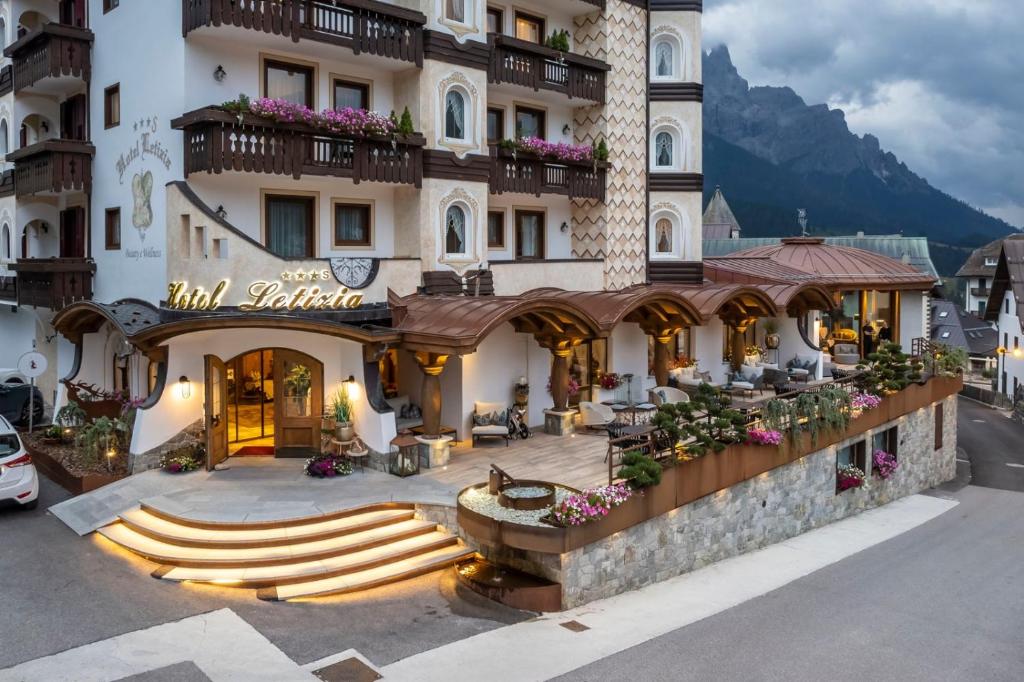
[703,235,939,278]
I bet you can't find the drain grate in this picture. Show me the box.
[560,620,591,633]
[312,657,382,682]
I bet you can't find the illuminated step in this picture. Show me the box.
[153,531,461,588]
[119,507,415,549]
[139,501,415,530]
[259,544,477,601]
[98,518,438,568]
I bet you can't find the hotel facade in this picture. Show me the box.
[0,0,937,469]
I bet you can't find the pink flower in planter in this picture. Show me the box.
[747,428,783,446]
[552,482,632,526]
[872,449,899,479]
[517,136,594,163]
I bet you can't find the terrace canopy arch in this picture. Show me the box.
[676,284,779,371]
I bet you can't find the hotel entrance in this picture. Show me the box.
[205,348,324,469]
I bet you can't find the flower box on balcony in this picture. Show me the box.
[490,145,607,201]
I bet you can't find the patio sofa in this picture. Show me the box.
[832,343,860,365]
[385,395,423,432]
[471,401,510,447]
[669,367,723,394]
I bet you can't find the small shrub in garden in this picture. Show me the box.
[617,451,662,489]
[161,448,201,474]
[550,483,632,526]
[872,450,899,479]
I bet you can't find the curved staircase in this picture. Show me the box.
[97,503,474,601]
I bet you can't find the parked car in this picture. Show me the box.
[0,369,45,426]
[0,416,38,510]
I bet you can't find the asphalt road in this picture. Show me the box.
[0,475,528,671]
[956,397,1024,491]
[557,397,1024,682]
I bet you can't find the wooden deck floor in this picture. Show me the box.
[417,430,613,492]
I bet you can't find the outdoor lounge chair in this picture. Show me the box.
[579,401,616,428]
[648,386,689,407]
[471,401,510,447]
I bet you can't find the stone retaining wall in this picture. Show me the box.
[478,395,958,609]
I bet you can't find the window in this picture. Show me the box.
[655,218,673,254]
[515,210,544,260]
[487,211,505,249]
[104,208,121,250]
[655,131,674,167]
[1006,299,1010,314]
[515,12,545,44]
[487,107,505,144]
[940,331,950,338]
[334,202,372,247]
[872,427,898,459]
[515,106,545,140]
[937,310,948,318]
[0,120,7,156]
[264,60,314,107]
[487,7,503,33]
[445,90,467,140]
[934,403,943,450]
[265,195,315,258]
[978,278,985,288]
[654,40,674,78]
[1,224,10,260]
[985,258,998,267]
[836,440,867,493]
[445,0,466,23]
[333,79,368,110]
[104,84,120,129]
[445,205,467,255]
[104,0,120,12]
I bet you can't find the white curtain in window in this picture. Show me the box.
[445,206,466,254]
[336,206,366,244]
[656,132,673,167]
[268,200,310,257]
[655,42,673,77]
[519,214,541,258]
[656,218,672,253]
[445,90,466,140]
[1,224,9,260]
[446,0,465,23]
[266,67,308,105]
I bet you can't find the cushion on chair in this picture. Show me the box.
[732,381,755,390]
[472,424,509,436]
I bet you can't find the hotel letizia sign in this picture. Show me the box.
[168,269,364,312]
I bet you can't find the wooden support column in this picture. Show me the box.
[729,320,754,372]
[414,352,448,437]
[550,348,572,411]
[652,333,673,387]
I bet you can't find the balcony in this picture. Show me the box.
[3,23,93,94]
[488,34,609,104]
[7,258,95,309]
[171,107,425,187]
[970,287,990,298]
[0,64,11,96]
[489,147,607,201]
[7,140,95,197]
[183,0,425,66]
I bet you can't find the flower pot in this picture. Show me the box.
[335,422,355,442]
[765,334,781,350]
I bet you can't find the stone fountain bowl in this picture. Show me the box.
[497,480,557,511]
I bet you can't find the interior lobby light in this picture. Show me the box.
[178,375,191,400]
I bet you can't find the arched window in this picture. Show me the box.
[1,224,10,260]
[445,205,466,255]
[654,41,674,78]
[655,131,673,167]
[445,89,466,140]
[0,120,8,157]
[655,218,673,254]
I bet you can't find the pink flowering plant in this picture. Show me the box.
[850,392,882,417]
[747,428,783,446]
[550,483,632,526]
[513,136,596,163]
[872,449,899,479]
[222,96,404,137]
[836,464,866,491]
[304,453,353,479]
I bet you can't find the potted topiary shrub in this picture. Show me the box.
[331,387,355,442]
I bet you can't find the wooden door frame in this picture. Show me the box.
[204,354,228,471]
[272,348,324,456]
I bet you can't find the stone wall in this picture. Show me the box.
[131,418,204,473]
[478,395,958,609]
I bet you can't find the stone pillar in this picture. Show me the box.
[550,348,572,411]
[414,352,448,437]
[652,334,673,387]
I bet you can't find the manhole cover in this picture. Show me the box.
[313,657,381,682]
[560,620,591,633]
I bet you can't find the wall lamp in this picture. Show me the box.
[560,221,569,233]
[562,124,571,136]
[178,375,191,400]
[215,205,228,219]
[213,65,227,82]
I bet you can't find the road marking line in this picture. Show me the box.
[1006,463,1024,469]
[972,419,986,423]
[380,494,958,682]
[956,458,970,463]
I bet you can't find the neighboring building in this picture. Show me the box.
[701,185,740,240]
[985,236,1024,400]
[956,238,1004,316]
[0,2,937,476]
[930,299,997,375]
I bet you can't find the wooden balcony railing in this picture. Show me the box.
[489,147,606,201]
[8,258,95,310]
[183,0,425,66]
[3,24,94,92]
[0,169,14,198]
[970,287,990,298]
[171,107,425,187]
[488,34,609,103]
[7,140,95,197]
[0,64,12,96]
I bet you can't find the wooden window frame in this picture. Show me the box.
[262,58,315,108]
[103,0,120,13]
[487,210,505,249]
[934,403,943,451]
[104,208,121,250]
[514,11,546,44]
[836,440,867,493]
[514,104,546,140]
[264,193,316,258]
[332,201,374,248]
[486,6,504,34]
[331,77,370,111]
[104,84,120,129]
[486,106,505,145]
[514,209,545,261]
[871,426,899,460]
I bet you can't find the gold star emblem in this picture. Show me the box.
[309,270,320,281]
[281,271,292,281]
[294,270,306,281]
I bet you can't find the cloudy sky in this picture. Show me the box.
[703,0,1024,229]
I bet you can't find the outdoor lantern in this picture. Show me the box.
[178,375,191,400]
[389,432,420,478]
[213,64,227,82]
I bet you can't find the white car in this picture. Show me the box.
[0,415,38,510]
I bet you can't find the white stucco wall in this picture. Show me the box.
[609,323,653,401]
[997,289,1024,397]
[899,291,928,350]
[693,317,727,383]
